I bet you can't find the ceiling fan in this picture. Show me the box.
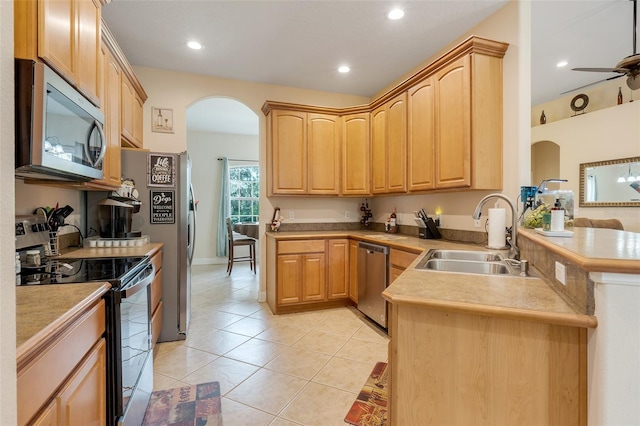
[572,0,640,91]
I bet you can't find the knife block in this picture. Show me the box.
[418,218,442,239]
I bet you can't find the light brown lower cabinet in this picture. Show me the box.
[388,303,587,425]
[389,248,420,283]
[150,249,163,349]
[18,300,107,425]
[266,236,352,314]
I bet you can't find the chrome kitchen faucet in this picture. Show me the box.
[472,193,519,260]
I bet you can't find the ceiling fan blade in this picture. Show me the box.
[560,74,624,95]
[572,67,627,73]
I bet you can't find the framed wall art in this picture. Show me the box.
[152,107,174,133]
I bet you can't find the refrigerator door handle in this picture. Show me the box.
[187,183,196,264]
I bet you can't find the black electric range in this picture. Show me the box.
[18,256,148,287]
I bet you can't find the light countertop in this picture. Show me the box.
[16,243,163,354]
[267,229,599,328]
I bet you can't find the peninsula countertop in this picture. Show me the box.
[267,229,598,328]
[518,227,640,274]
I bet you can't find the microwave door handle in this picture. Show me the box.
[89,120,107,167]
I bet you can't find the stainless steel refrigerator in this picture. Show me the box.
[88,150,196,342]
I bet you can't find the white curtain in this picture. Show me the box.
[216,157,230,256]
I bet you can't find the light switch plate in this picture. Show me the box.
[555,261,566,285]
[289,211,294,220]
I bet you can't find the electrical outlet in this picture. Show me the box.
[555,261,566,285]
[345,211,351,219]
[289,211,294,220]
[474,219,482,228]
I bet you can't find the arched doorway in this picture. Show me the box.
[531,140,560,189]
[186,97,259,265]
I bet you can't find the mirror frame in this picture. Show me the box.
[579,156,640,207]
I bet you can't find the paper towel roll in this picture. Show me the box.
[488,208,506,248]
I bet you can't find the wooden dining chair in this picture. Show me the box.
[225,218,257,275]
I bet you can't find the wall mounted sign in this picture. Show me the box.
[150,190,175,224]
[151,107,174,133]
[148,153,176,187]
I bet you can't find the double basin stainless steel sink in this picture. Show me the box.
[415,249,534,277]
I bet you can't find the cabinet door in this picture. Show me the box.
[32,400,58,426]
[386,93,407,193]
[270,111,307,194]
[57,339,106,426]
[348,240,358,303]
[121,77,135,145]
[408,78,436,191]
[277,254,303,305]
[76,0,101,105]
[308,113,340,194]
[327,239,349,300]
[38,0,75,79]
[371,105,387,194]
[435,55,471,189]
[342,113,371,195]
[301,253,326,302]
[133,94,144,147]
[94,47,121,188]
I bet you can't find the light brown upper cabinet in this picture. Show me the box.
[268,110,308,195]
[407,78,436,191]
[342,113,371,195]
[372,93,407,194]
[434,53,503,190]
[90,44,121,189]
[15,0,104,106]
[308,113,341,194]
[267,109,341,195]
[121,75,144,148]
[263,36,508,196]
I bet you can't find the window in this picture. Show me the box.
[229,165,259,224]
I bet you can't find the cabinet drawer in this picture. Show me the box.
[390,249,420,269]
[18,300,105,425]
[278,240,325,254]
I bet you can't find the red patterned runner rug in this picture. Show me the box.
[142,381,222,426]
[344,362,388,426]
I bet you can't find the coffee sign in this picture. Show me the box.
[148,153,176,187]
[150,190,175,224]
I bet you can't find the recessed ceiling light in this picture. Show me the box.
[187,41,203,50]
[556,60,568,68]
[388,8,404,20]
[338,65,350,73]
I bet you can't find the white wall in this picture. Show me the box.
[531,101,640,232]
[188,129,259,264]
[0,0,17,422]
[375,1,529,232]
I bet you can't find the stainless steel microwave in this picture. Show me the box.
[15,59,106,181]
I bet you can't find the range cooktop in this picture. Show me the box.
[18,256,147,287]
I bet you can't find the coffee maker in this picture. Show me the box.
[98,197,142,238]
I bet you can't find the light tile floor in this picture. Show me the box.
[152,263,389,425]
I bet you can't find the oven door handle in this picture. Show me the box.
[121,263,155,298]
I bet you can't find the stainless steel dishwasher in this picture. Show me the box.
[357,241,390,328]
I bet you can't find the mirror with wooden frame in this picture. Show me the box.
[579,156,640,207]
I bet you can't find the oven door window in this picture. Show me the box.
[120,285,151,407]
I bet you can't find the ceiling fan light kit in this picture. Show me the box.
[572,0,640,92]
